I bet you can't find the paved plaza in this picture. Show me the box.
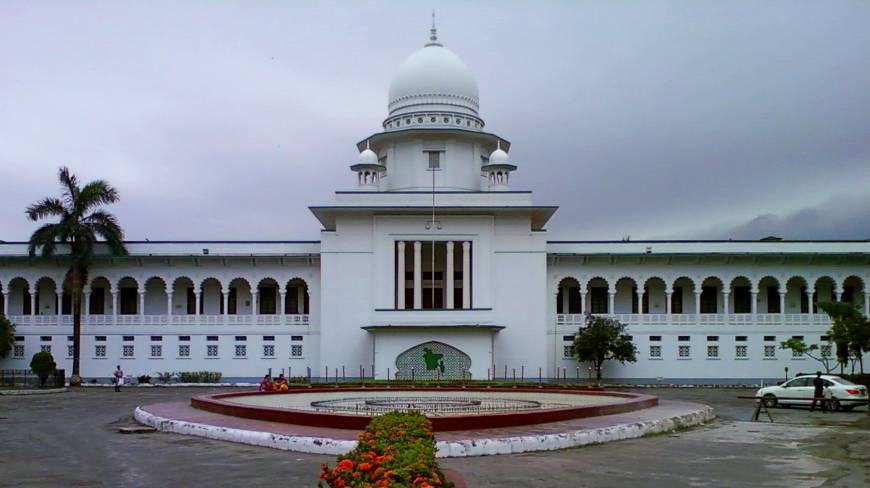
[0,387,867,487]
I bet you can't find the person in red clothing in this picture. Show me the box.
[259,374,274,391]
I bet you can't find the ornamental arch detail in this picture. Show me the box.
[395,341,471,380]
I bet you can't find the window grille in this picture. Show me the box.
[707,345,719,358]
[678,345,691,358]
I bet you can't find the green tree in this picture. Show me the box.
[30,351,57,388]
[778,337,836,373]
[0,315,15,359]
[818,301,869,374]
[572,315,637,384]
[26,167,127,386]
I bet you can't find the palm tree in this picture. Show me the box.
[26,167,127,386]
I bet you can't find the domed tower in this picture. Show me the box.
[349,21,516,192]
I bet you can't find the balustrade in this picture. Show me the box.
[5,314,311,327]
[555,313,832,328]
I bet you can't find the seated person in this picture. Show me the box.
[275,374,289,391]
[259,374,274,391]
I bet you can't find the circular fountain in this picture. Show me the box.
[191,387,657,431]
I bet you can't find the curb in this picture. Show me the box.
[0,387,68,396]
[82,383,258,388]
[134,404,715,458]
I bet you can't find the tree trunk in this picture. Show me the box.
[595,360,603,385]
[69,265,83,386]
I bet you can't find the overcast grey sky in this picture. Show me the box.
[1,1,868,242]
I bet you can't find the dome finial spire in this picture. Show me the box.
[426,10,442,46]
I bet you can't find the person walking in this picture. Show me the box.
[113,365,124,392]
[810,371,828,413]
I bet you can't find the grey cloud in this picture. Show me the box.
[1,1,869,242]
[671,192,870,241]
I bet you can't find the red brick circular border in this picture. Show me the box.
[191,387,658,431]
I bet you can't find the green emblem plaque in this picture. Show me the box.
[395,341,472,380]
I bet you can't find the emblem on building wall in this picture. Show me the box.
[395,341,471,379]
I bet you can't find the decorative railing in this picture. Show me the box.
[556,313,831,327]
[5,314,310,327]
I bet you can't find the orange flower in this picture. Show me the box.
[337,459,354,470]
[359,462,372,471]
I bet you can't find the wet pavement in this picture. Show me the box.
[0,387,866,487]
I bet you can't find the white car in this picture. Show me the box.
[756,374,868,411]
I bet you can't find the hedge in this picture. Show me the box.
[319,411,452,488]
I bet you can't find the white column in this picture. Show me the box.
[608,292,615,315]
[579,290,586,315]
[222,289,229,316]
[694,291,702,315]
[665,291,673,315]
[111,290,118,318]
[722,291,730,315]
[297,286,305,314]
[413,241,422,309]
[29,287,36,316]
[636,291,644,315]
[397,241,406,309]
[445,241,455,309]
[807,288,814,316]
[2,291,10,316]
[461,241,471,309]
[834,289,842,301]
[864,292,870,316]
[779,291,787,315]
[83,291,91,316]
[56,287,62,326]
[166,292,173,315]
[194,290,201,316]
[750,290,758,315]
[279,290,286,315]
[561,287,570,314]
[139,290,146,317]
[251,290,259,316]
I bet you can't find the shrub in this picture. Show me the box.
[30,351,57,388]
[0,315,15,359]
[137,374,152,385]
[176,371,222,383]
[156,371,175,384]
[320,411,452,488]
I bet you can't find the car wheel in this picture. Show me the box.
[762,394,777,409]
[840,405,855,412]
[827,399,840,412]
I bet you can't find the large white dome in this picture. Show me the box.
[388,44,479,112]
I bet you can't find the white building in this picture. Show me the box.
[1,28,868,383]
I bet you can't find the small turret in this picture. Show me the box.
[350,141,385,189]
[481,141,517,191]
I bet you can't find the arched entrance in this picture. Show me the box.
[395,341,471,380]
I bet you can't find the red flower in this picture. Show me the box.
[337,459,354,470]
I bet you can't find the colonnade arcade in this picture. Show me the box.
[555,274,869,316]
[0,275,310,317]
[395,240,471,310]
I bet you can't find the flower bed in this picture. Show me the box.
[320,411,453,487]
